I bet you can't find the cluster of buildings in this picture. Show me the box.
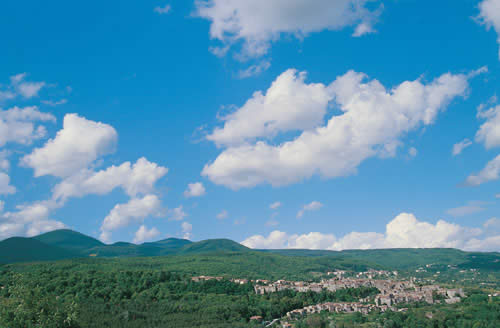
[192,271,466,325]
[327,269,398,280]
[190,275,223,282]
[253,276,465,307]
[286,301,394,318]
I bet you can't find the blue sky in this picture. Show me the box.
[1,0,500,250]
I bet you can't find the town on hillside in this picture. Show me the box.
[192,269,467,327]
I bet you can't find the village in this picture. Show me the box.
[192,269,466,326]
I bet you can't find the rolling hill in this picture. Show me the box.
[0,229,499,272]
[0,237,77,264]
[33,229,104,253]
[178,239,250,254]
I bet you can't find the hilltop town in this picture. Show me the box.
[192,269,466,326]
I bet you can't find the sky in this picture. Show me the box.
[1,0,500,251]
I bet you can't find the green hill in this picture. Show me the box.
[85,238,192,258]
[2,229,498,272]
[33,229,104,254]
[179,239,250,254]
[266,248,500,271]
[0,237,77,264]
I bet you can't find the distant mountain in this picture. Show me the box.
[85,238,193,258]
[264,248,500,271]
[179,239,250,254]
[1,229,498,271]
[33,229,104,254]
[0,237,77,264]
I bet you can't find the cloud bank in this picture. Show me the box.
[242,213,499,252]
[204,69,480,189]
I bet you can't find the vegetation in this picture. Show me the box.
[0,230,499,327]
[0,260,377,327]
[293,294,500,328]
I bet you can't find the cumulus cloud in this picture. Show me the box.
[203,69,478,189]
[195,0,382,58]
[0,151,9,171]
[52,157,168,202]
[0,106,55,146]
[22,114,117,178]
[216,209,228,220]
[133,225,161,243]
[169,205,187,221]
[0,200,66,240]
[0,112,168,242]
[484,217,500,231]
[242,213,497,251]
[269,201,282,210]
[452,138,473,156]
[25,219,66,237]
[100,195,163,242]
[10,73,46,98]
[478,0,500,59]
[297,201,323,218]
[476,105,500,149]
[207,69,335,147]
[466,154,500,186]
[181,221,192,239]
[0,173,16,195]
[184,182,206,198]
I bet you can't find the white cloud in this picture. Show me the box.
[465,154,500,186]
[169,205,187,221]
[0,173,16,195]
[154,4,171,14]
[476,105,500,149]
[184,182,206,198]
[133,225,161,243]
[446,201,486,217]
[0,200,66,240]
[25,219,66,237]
[195,0,382,58]
[242,230,289,249]
[242,212,496,251]
[181,221,192,239]
[237,61,271,79]
[297,201,323,218]
[452,138,473,156]
[269,201,282,210]
[216,209,228,220]
[9,73,46,98]
[0,106,55,146]
[22,114,118,178]
[0,91,15,102]
[408,147,418,158]
[203,69,477,189]
[0,151,9,171]
[478,0,500,60]
[207,69,334,147]
[100,195,163,242]
[484,217,500,231]
[53,157,168,202]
